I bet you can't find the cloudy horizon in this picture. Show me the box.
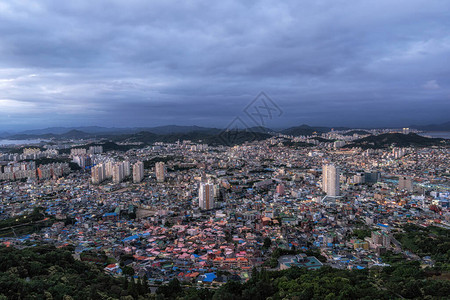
[1,0,449,131]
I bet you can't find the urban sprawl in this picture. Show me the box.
[1,128,449,287]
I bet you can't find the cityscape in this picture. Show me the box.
[1,124,449,299]
[1,0,450,299]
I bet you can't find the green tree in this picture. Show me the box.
[122,266,135,277]
[156,278,182,299]
[263,237,272,249]
[127,279,138,298]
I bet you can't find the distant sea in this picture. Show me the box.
[419,132,450,139]
[0,139,43,146]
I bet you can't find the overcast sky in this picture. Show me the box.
[1,0,449,130]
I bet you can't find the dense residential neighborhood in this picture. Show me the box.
[1,128,449,298]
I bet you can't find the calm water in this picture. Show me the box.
[0,139,43,146]
[419,132,450,139]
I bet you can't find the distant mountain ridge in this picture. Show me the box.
[3,125,220,136]
[246,126,275,134]
[280,124,350,136]
[4,130,110,140]
[0,124,315,139]
[0,127,271,147]
[144,125,221,135]
[345,133,447,149]
[1,120,449,139]
[114,130,271,146]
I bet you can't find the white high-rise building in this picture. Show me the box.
[72,155,91,169]
[199,182,214,210]
[91,163,106,184]
[393,148,405,159]
[133,161,144,183]
[322,164,340,196]
[87,146,103,154]
[113,163,124,184]
[105,161,114,178]
[123,160,131,177]
[71,148,87,156]
[155,162,165,182]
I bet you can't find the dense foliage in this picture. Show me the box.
[0,207,55,238]
[0,246,150,300]
[280,125,336,136]
[345,133,446,149]
[395,224,450,270]
[352,228,372,240]
[2,236,449,299]
[158,263,450,299]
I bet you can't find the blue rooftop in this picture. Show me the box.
[202,272,217,282]
[104,212,117,217]
[122,234,139,242]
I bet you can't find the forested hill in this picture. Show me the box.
[0,246,150,300]
[345,133,446,149]
[1,242,449,300]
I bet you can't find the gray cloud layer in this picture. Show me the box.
[0,0,449,130]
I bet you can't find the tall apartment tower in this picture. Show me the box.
[398,176,413,192]
[105,161,114,178]
[276,183,285,195]
[91,163,105,184]
[123,160,131,177]
[155,162,165,183]
[133,161,144,183]
[322,164,340,196]
[199,182,214,210]
[112,163,124,184]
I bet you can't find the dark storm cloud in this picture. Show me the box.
[0,0,449,130]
